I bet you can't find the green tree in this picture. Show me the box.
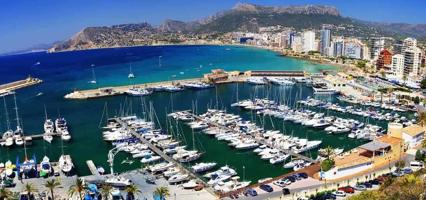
[395,160,405,169]
[321,159,335,172]
[125,184,141,200]
[44,179,61,200]
[421,78,426,89]
[153,187,170,200]
[101,184,113,200]
[418,111,426,127]
[324,146,334,159]
[347,190,381,200]
[68,178,85,200]
[415,150,425,161]
[23,183,38,200]
[0,188,13,200]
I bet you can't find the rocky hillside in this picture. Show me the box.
[50,3,426,52]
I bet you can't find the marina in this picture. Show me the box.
[0,45,420,199]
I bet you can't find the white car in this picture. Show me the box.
[273,180,287,187]
[354,185,367,191]
[332,190,346,197]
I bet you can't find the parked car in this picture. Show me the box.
[403,167,413,174]
[259,184,274,193]
[362,182,373,188]
[282,188,290,195]
[286,176,296,182]
[273,180,287,187]
[392,170,404,177]
[298,172,308,179]
[338,186,355,193]
[354,184,367,191]
[368,179,380,185]
[244,188,258,197]
[332,190,346,197]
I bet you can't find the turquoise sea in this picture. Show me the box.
[0,45,381,182]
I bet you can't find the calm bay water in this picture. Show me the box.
[0,45,373,182]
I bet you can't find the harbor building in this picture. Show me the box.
[388,123,425,148]
[319,135,403,181]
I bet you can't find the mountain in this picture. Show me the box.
[50,3,426,52]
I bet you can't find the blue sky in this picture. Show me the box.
[1,0,425,53]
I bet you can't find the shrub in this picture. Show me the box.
[321,159,335,172]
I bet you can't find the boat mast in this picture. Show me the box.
[13,93,21,131]
[92,68,96,83]
[44,104,48,120]
[3,96,11,131]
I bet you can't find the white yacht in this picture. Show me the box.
[168,173,189,184]
[141,155,161,164]
[58,155,74,174]
[105,176,132,187]
[246,77,267,85]
[191,162,217,173]
[126,88,152,96]
[148,162,174,173]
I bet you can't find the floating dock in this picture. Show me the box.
[182,111,316,163]
[0,133,61,143]
[113,117,216,195]
[86,160,100,176]
[0,76,43,96]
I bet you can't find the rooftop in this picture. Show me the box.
[402,125,425,137]
[359,140,390,152]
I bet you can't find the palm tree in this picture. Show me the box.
[153,187,169,200]
[68,178,85,200]
[324,145,334,159]
[125,184,141,200]
[418,111,426,127]
[23,183,38,200]
[101,184,113,200]
[0,188,13,200]
[44,179,61,200]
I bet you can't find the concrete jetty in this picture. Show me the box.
[64,69,312,100]
[0,76,42,96]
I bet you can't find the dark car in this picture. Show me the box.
[369,179,380,185]
[259,184,274,193]
[321,193,337,200]
[338,186,355,193]
[282,188,290,195]
[292,174,302,181]
[298,172,308,179]
[244,188,258,197]
[286,176,296,182]
[362,182,373,188]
